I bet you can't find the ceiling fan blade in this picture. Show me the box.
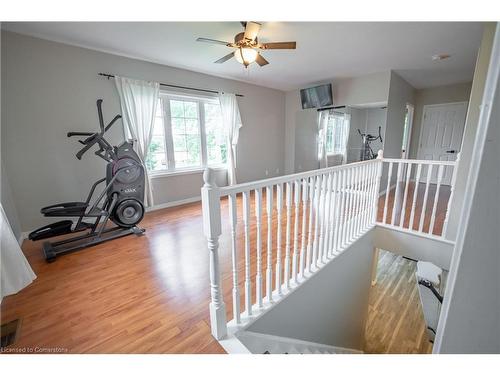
[261,42,297,50]
[214,52,235,64]
[244,21,261,41]
[196,37,231,46]
[255,54,269,67]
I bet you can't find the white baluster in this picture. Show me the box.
[398,163,413,228]
[292,181,300,282]
[408,163,422,231]
[266,185,274,303]
[346,168,355,244]
[242,190,252,317]
[275,183,283,295]
[382,162,393,224]
[202,168,227,339]
[419,164,433,233]
[391,162,403,225]
[312,174,322,268]
[284,182,292,289]
[299,179,308,278]
[339,169,347,249]
[323,172,333,260]
[361,164,369,231]
[429,165,444,235]
[332,171,341,255]
[353,166,361,238]
[366,163,375,227]
[317,174,327,264]
[306,177,315,273]
[255,188,263,308]
[372,151,384,224]
[443,153,460,236]
[228,193,240,324]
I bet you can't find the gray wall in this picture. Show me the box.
[245,230,374,350]
[445,23,497,240]
[435,28,500,352]
[384,72,415,159]
[409,82,472,159]
[293,108,318,172]
[346,107,386,163]
[1,31,286,232]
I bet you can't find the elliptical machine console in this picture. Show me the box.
[29,99,146,262]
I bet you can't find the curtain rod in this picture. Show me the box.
[98,73,244,98]
[317,105,346,112]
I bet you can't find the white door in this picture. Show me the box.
[417,102,468,185]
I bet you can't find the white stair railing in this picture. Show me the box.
[377,157,457,237]
[202,151,383,340]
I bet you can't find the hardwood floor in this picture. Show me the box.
[0,181,449,354]
[1,202,226,354]
[363,250,433,354]
[377,181,451,236]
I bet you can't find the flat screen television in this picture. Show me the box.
[300,83,333,109]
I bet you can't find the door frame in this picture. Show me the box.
[416,101,469,160]
[401,103,415,159]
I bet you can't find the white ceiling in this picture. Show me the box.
[2,22,484,91]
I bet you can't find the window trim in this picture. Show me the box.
[148,91,227,177]
[325,111,350,158]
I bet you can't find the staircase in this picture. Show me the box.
[201,151,457,353]
[236,331,362,354]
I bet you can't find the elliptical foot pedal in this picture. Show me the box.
[29,220,73,241]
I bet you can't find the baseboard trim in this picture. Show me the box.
[146,196,201,212]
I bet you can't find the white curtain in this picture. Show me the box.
[1,204,36,302]
[337,112,351,164]
[114,76,160,207]
[218,93,243,185]
[317,110,329,168]
[318,110,351,166]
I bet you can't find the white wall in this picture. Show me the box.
[285,71,391,173]
[245,230,374,350]
[445,23,496,241]
[1,31,286,232]
[435,26,500,353]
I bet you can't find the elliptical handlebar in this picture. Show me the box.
[67,100,122,161]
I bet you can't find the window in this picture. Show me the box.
[146,93,226,174]
[326,112,350,156]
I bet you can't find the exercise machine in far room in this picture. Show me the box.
[29,99,146,262]
[357,126,383,161]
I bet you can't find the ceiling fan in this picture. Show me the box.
[196,22,296,68]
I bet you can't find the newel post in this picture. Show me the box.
[443,152,460,237]
[372,150,384,222]
[202,168,227,339]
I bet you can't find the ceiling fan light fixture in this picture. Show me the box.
[234,47,258,66]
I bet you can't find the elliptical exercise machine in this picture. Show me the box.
[29,99,146,262]
[357,126,383,161]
